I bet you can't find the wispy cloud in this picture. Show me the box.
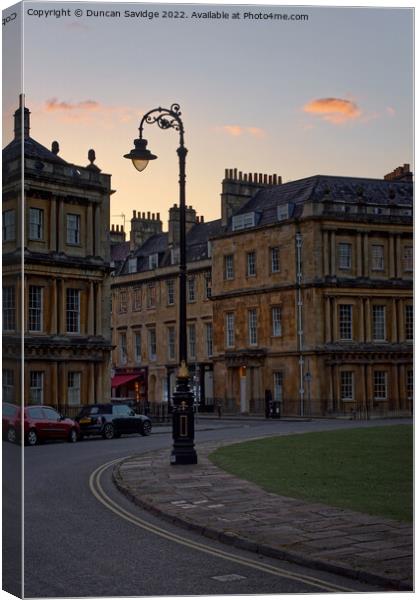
[303,97,361,125]
[42,98,138,125]
[45,98,100,112]
[219,125,266,138]
[386,106,396,117]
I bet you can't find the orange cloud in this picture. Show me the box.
[221,125,266,138]
[303,97,361,124]
[45,98,100,112]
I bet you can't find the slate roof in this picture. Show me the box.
[3,136,69,164]
[111,241,130,263]
[234,175,413,227]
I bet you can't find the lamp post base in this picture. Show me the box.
[170,373,197,465]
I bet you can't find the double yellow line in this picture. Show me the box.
[89,457,356,594]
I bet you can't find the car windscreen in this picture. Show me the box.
[78,405,112,416]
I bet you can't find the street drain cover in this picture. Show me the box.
[211,574,246,582]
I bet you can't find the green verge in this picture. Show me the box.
[210,425,413,522]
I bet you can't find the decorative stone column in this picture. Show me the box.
[330,231,336,276]
[391,299,398,342]
[365,298,372,342]
[363,233,369,277]
[325,296,331,343]
[58,198,65,252]
[50,278,58,334]
[395,235,402,278]
[94,204,101,257]
[50,200,57,252]
[359,297,365,342]
[87,203,94,256]
[88,281,94,336]
[356,232,363,277]
[389,235,395,278]
[323,231,329,276]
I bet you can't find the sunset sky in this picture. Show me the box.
[3,2,414,230]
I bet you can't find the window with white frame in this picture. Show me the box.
[168,326,176,361]
[247,251,256,277]
[132,287,142,311]
[29,208,44,240]
[224,255,234,280]
[338,243,352,270]
[187,276,196,302]
[2,369,14,403]
[188,324,196,359]
[248,309,258,345]
[340,371,354,400]
[147,283,156,308]
[149,253,159,269]
[67,372,81,405]
[273,372,283,402]
[225,313,235,348]
[407,369,413,400]
[66,289,80,333]
[371,244,385,271]
[134,331,142,363]
[66,214,81,245]
[2,286,16,331]
[2,209,15,241]
[405,305,413,341]
[270,247,280,273]
[128,258,137,273]
[170,248,180,265]
[372,305,386,341]
[119,290,128,313]
[339,304,353,340]
[119,333,127,365]
[403,245,413,272]
[206,322,213,357]
[232,212,255,231]
[272,306,282,337]
[29,371,44,404]
[373,371,387,400]
[166,279,175,305]
[28,286,43,332]
[148,328,157,360]
[204,273,211,299]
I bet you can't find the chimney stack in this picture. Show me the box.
[14,94,30,140]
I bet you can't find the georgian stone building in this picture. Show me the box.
[111,166,412,417]
[2,97,113,410]
[211,170,413,416]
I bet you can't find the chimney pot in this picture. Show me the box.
[147,211,150,219]
[234,168,238,179]
[200,215,204,223]
[152,213,155,220]
[264,174,268,184]
[132,210,136,218]
[157,212,160,220]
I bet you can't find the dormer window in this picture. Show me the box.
[277,203,294,221]
[128,258,137,273]
[149,253,159,269]
[232,212,255,231]
[170,248,180,265]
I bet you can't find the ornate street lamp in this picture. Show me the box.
[124,103,197,465]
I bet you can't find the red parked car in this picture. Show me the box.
[2,403,80,445]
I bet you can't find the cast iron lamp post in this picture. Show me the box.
[124,103,197,465]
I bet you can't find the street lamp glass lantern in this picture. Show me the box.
[124,138,157,172]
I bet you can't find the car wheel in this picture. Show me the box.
[27,429,38,446]
[7,427,17,444]
[140,421,152,436]
[103,423,115,440]
[68,428,78,443]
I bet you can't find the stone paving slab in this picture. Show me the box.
[113,441,413,591]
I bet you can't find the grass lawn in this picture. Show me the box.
[210,425,413,522]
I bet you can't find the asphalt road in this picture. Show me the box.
[3,417,409,598]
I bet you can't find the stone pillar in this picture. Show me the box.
[88,281,94,336]
[397,300,405,341]
[94,204,101,257]
[325,296,331,343]
[50,200,57,252]
[323,231,329,276]
[395,235,402,278]
[95,364,103,404]
[392,364,400,411]
[359,298,365,342]
[330,231,336,276]
[96,283,102,336]
[363,233,369,277]
[87,204,94,256]
[58,198,65,252]
[389,235,395,278]
[59,362,67,411]
[50,278,58,334]
[356,232,363,277]
[58,279,66,335]
[365,299,371,342]
[391,300,398,342]
[399,364,406,410]
[332,297,338,341]
[89,363,95,405]
[366,364,373,413]
[328,364,334,412]
[51,362,58,410]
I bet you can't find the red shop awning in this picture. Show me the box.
[111,374,141,388]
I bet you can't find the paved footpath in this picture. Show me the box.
[113,441,413,591]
